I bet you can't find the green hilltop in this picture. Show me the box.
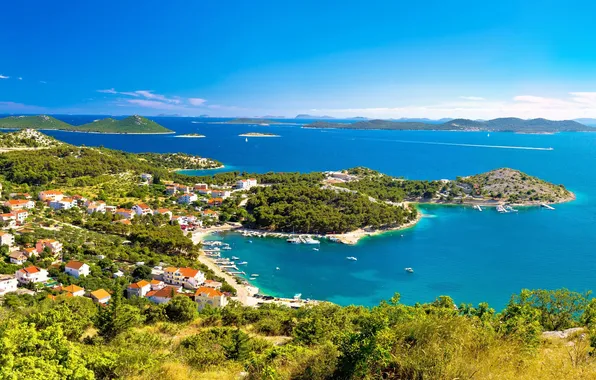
[0,114,173,134]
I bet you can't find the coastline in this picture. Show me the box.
[239,133,280,137]
[0,127,175,135]
[174,164,225,173]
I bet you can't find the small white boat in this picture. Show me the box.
[313,248,319,251]
[473,204,483,212]
[245,137,248,142]
[238,261,248,265]
[302,237,320,245]
[276,267,280,270]
[294,293,302,300]
[249,277,256,280]
[505,205,518,213]
[287,237,301,244]
[405,267,414,273]
[496,205,508,213]
[346,256,357,261]
[231,256,240,260]
[251,274,259,277]
[247,240,253,243]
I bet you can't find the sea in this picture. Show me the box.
[27,115,596,309]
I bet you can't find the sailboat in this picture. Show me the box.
[245,137,248,142]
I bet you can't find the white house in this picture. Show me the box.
[201,209,219,219]
[178,193,198,205]
[87,201,106,214]
[140,173,153,182]
[0,232,14,247]
[22,247,37,259]
[127,280,151,298]
[4,199,34,210]
[90,289,111,304]
[0,275,17,296]
[195,286,228,309]
[146,286,178,304]
[38,190,63,202]
[49,197,75,210]
[36,239,63,255]
[115,209,134,219]
[210,189,231,199]
[9,251,27,265]
[236,178,258,190]
[14,210,28,224]
[0,212,16,227]
[194,183,210,194]
[64,260,90,278]
[163,267,205,289]
[153,208,173,220]
[61,284,85,297]
[132,203,152,216]
[15,266,48,284]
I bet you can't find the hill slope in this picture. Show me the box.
[305,118,593,132]
[0,115,172,134]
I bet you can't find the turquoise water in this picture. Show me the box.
[36,116,596,309]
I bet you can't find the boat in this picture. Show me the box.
[245,137,248,142]
[276,267,280,270]
[249,277,256,280]
[302,236,320,245]
[487,133,490,137]
[505,205,518,212]
[346,256,357,261]
[222,246,232,250]
[473,204,483,212]
[313,248,319,251]
[496,205,508,213]
[250,274,259,277]
[247,240,253,243]
[294,293,302,300]
[287,237,301,244]
[405,267,414,273]
[238,261,248,265]
[231,256,240,260]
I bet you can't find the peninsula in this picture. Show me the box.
[239,132,280,137]
[0,114,174,134]
[304,117,594,133]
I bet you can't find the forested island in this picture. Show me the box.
[305,117,594,133]
[0,115,173,134]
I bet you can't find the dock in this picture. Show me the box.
[541,203,555,210]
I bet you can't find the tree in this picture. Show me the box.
[95,285,145,340]
[224,328,250,361]
[131,265,152,281]
[165,295,198,323]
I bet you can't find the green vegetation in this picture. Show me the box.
[305,117,593,133]
[0,129,62,148]
[0,115,173,134]
[3,288,596,379]
[239,132,280,137]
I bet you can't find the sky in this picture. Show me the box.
[2,0,596,119]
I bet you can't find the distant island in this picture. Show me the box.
[224,118,276,125]
[175,133,206,138]
[295,114,335,119]
[0,115,174,134]
[304,117,594,133]
[239,132,280,137]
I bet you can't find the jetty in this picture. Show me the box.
[541,203,555,210]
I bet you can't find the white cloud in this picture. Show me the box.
[0,75,9,79]
[459,96,485,101]
[0,101,45,112]
[39,80,47,84]
[188,98,206,106]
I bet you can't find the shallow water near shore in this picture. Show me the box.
[36,115,596,309]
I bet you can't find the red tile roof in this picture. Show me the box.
[65,260,85,270]
[195,286,223,298]
[179,267,199,278]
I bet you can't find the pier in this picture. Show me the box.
[541,203,555,210]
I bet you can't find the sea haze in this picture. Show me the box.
[36,116,596,309]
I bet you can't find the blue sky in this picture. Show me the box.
[2,0,596,119]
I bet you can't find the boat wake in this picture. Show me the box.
[360,138,553,151]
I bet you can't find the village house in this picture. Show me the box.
[0,212,16,228]
[113,219,131,225]
[9,192,32,199]
[38,190,63,202]
[4,199,35,210]
[162,267,206,289]
[166,185,177,196]
[140,173,153,183]
[201,209,219,219]
[21,247,37,259]
[36,239,63,255]
[49,197,76,210]
[86,201,106,214]
[210,189,231,199]
[153,208,173,220]
[72,195,88,206]
[208,197,223,206]
[64,260,90,278]
[178,193,198,204]
[194,183,210,194]
[194,286,228,309]
[150,279,165,290]
[115,208,135,219]
[14,210,28,224]
[0,232,14,247]
[176,184,191,193]
[203,279,223,289]
[61,284,85,297]
[90,289,111,304]
[127,279,151,298]
[105,205,117,213]
[146,286,178,304]
[15,266,48,284]
[9,251,27,265]
[236,178,258,190]
[132,203,152,216]
[0,275,17,296]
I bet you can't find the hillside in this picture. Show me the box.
[0,129,63,148]
[0,115,173,134]
[76,115,173,133]
[304,118,594,133]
